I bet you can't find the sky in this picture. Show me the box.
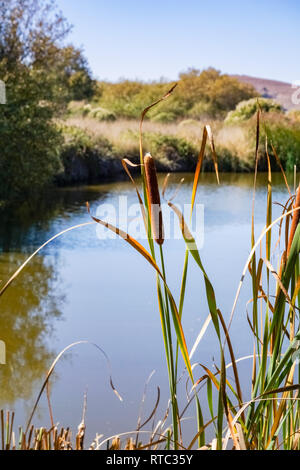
[57,0,300,83]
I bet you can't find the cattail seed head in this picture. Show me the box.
[144,153,164,245]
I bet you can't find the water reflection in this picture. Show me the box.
[0,171,296,440]
[0,185,108,252]
[0,253,63,405]
[0,172,292,252]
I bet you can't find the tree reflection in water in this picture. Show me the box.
[0,252,63,406]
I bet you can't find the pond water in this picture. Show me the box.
[0,172,296,448]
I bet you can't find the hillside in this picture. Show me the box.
[233,75,300,111]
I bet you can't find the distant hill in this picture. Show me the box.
[232,75,300,111]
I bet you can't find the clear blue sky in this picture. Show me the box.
[57,0,299,83]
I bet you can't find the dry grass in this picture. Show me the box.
[216,124,254,163]
[63,116,255,165]
[64,116,220,150]
[66,117,178,140]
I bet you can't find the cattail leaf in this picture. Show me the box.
[87,202,161,273]
[121,158,147,229]
[0,221,95,298]
[263,258,295,316]
[270,142,292,197]
[87,203,194,382]
[191,125,219,213]
[26,340,123,435]
[139,84,177,165]
[168,201,221,338]
[287,185,300,257]
[266,137,272,263]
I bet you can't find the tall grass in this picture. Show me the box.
[87,90,300,449]
[1,88,300,450]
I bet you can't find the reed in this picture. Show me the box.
[1,89,300,450]
[85,97,300,449]
[287,184,300,256]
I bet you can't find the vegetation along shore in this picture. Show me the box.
[1,0,300,205]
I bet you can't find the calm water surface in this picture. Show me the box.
[0,172,295,446]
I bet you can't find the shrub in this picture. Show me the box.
[150,111,177,123]
[207,147,250,172]
[61,125,94,150]
[178,68,257,118]
[187,101,216,119]
[67,103,116,121]
[178,119,201,128]
[58,126,121,183]
[288,109,300,123]
[67,100,87,116]
[98,80,150,119]
[90,107,116,121]
[94,68,258,120]
[82,104,92,116]
[265,122,300,171]
[0,97,64,200]
[143,133,197,171]
[225,98,283,124]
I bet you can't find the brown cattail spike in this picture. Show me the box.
[287,184,300,257]
[144,153,164,245]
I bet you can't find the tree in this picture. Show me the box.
[0,0,94,201]
[62,46,96,100]
[177,67,257,118]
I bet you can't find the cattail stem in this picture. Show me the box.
[287,184,300,257]
[144,153,164,245]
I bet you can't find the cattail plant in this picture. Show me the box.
[144,153,164,245]
[287,184,300,256]
[3,86,300,450]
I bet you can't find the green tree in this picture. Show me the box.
[178,68,257,118]
[57,45,96,101]
[96,68,258,121]
[0,0,94,201]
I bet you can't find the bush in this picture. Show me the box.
[265,122,300,171]
[177,68,257,118]
[82,104,92,116]
[225,98,283,124]
[67,102,93,117]
[288,110,300,123]
[150,111,177,123]
[97,80,151,119]
[187,101,215,119]
[94,68,258,120]
[0,97,63,200]
[178,119,201,128]
[58,126,122,184]
[143,133,197,171]
[90,107,116,121]
[206,147,251,172]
